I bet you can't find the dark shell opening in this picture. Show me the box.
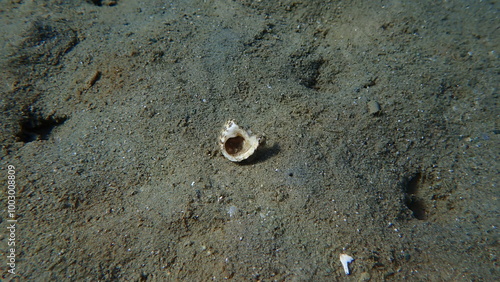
[225,135,245,155]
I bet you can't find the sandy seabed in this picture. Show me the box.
[0,0,498,280]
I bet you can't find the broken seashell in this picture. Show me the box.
[219,119,262,162]
[339,253,354,275]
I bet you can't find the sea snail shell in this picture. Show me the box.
[219,120,263,162]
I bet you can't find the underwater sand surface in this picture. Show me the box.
[0,0,498,280]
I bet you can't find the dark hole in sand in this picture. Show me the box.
[404,173,427,220]
[16,113,67,143]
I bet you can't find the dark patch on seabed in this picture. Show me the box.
[403,173,426,220]
[16,111,68,143]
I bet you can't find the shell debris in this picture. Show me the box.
[218,120,262,162]
[339,253,354,275]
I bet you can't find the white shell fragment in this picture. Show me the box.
[339,253,354,275]
[219,120,262,162]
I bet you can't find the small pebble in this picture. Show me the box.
[368,100,381,115]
